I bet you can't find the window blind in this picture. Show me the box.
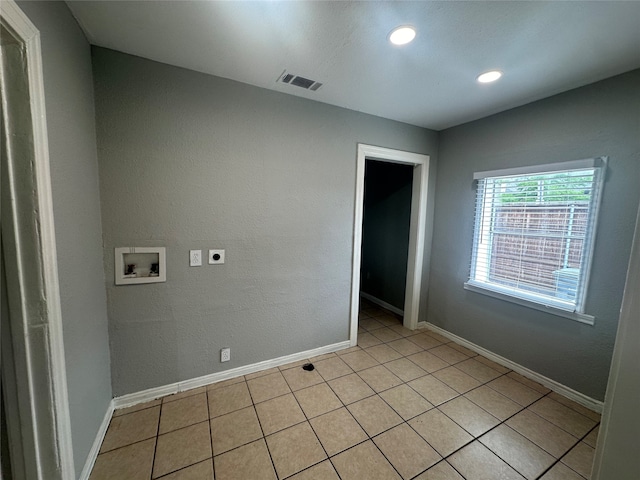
[467,157,606,313]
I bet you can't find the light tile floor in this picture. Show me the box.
[90,299,600,480]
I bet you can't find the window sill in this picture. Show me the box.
[463,282,595,326]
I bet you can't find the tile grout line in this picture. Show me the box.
[518,393,599,443]
[153,459,210,480]
[96,434,159,457]
[349,315,462,478]
[150,393,213,479]
[360,307,598,479]
[460,408,551,479]
[149,401,162,480]
[316,345,433,479]
[207,371,540,480]
[357,318,550,479]
[295,350,410,477]
[245,374,281,479]
[389,341,558,477]
[358,314,585,477]
[205,388,215,480]
[420,372,595,479]
[409,458,469,480]
[349,318,480,476]
[533,421,599,480]
[211,374,366,478]
[368,431,408,480]
[279,370,343,480]
[393,363,524,478]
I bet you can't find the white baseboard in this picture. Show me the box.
[423,322,604,413]
[360,292,404,317]
[78,398,114,480]
[82,340,350,478]
[113,340,351,410]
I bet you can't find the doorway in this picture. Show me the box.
[1,2,75,478]
[360,160,413,317]
[350,144,430,346]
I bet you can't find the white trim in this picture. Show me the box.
[424,322,604,413]
[406,153,429,330]
[83,341,350,478]
[473,156,606,180]
[77,400,114,480]
[468,157,607,323]
[463,282,595,325]
[350,149,366,347]
[360,292,404,317]
[351,144,430,346]
[0,0,35,36]
[113,341,351,409]
[1,1,75,478]
[575,157,607,319]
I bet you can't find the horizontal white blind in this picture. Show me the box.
[469,161,605,312]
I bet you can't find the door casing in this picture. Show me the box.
[0,1,75,478]
[350,144,430,345]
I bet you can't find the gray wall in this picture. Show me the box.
[91,47,439,396]
[429,69,640,401]
[361,161,413,310]
[16,1,112,475]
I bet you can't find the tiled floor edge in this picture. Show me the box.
[78,398,115,480]
[424,322,604,414]
[112,340,352,412]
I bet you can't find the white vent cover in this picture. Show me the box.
[278,71,323,91]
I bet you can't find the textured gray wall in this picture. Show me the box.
[361,161,413,309]
[429,69,640,401]
[15,1,112,475]
[91,47,439,396]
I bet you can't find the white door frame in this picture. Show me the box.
[1,1,75,478]
[350,144,430,345]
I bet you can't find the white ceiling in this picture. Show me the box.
[66,1,640,130]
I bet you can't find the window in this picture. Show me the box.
[465,157,606,323]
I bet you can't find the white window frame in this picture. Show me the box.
[464,157,607,325]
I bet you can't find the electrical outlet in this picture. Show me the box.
[190,250,202,266]
[220,347,231,362]
[209,249,225,264]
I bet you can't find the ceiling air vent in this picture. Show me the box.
[278,71,323,92]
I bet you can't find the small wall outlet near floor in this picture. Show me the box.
[220,347,231,362]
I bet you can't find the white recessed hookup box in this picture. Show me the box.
[115,247,166,285]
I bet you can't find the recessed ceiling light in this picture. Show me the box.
[477,70,503,83]
[389,26,416,46]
